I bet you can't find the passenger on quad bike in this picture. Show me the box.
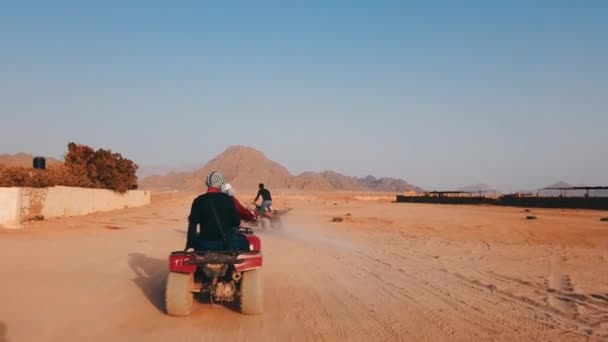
[185,171,249,251]
[253,183,272,213]
[221,183,257,222]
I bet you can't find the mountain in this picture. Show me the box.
[544,181,573,189]
[356,175,425,193]
[538,181,608,197]
[289,172,424,192]
[140,145,423,193]
[289,172,334,191]
[137,162,202,179]
[0,153,61,168]
[538,181,572,197]
[138,171,191,191]
[457,183,498,193]
[317,170,367,191]
[182,146,293,191]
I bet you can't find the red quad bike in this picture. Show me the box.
[254,205,290,231]
[165,227,263,316]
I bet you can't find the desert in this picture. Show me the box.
[1,189,607,341]
[2,2,607,341]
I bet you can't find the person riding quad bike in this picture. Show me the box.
[185,171,249,251]
[253,183,272,213]
[166,171,263,316]
[251,184,287,230]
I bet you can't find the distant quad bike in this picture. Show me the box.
[165,227,263,316]
[254,205,289,230]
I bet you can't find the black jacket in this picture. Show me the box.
[186,192,241,248]
[255,188,272,201]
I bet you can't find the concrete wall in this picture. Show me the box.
[0,188,21,228]
[0,186,150,229]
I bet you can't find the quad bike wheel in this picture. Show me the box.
[239,268,263,314]
[165,272,194,316]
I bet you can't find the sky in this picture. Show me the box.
[0,1,606,192]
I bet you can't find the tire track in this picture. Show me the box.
[347,242,597,341]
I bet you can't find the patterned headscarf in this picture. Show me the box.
[205,171,225,188]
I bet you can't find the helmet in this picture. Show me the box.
[205,171,225,188]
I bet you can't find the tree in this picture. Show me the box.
[0,143,139,193]
[64,142,139,193]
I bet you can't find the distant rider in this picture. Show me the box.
[185,171,249,251]
[253,183,272,212]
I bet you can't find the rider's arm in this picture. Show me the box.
[229,199,241,231]
[186,198,200,249]
[233,197,256,221]
[253,190,261,203]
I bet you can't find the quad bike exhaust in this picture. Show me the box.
[212,280,236,302]
[208,271,241,302]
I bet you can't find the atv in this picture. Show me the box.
[254,205,290,230]
[165,227,263,316]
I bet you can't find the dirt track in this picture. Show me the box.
[1,194,607,341]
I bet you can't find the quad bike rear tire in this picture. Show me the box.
[165,272,194,316]
[239,268,263,314]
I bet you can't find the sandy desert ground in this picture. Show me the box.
[1,192,607,341]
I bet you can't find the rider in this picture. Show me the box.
[221,183,257,222]
[185,171,249,251]
[254,183,272,213]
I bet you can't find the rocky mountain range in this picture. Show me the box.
[139,145,424,193]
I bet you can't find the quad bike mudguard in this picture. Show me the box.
[169,234,262,273]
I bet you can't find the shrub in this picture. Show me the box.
[0,164,78,188]
[0,143,139,193]
[64,143,138,192]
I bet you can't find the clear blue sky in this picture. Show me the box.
[1,1,606,192]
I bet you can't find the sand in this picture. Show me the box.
[0,192,607,341]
